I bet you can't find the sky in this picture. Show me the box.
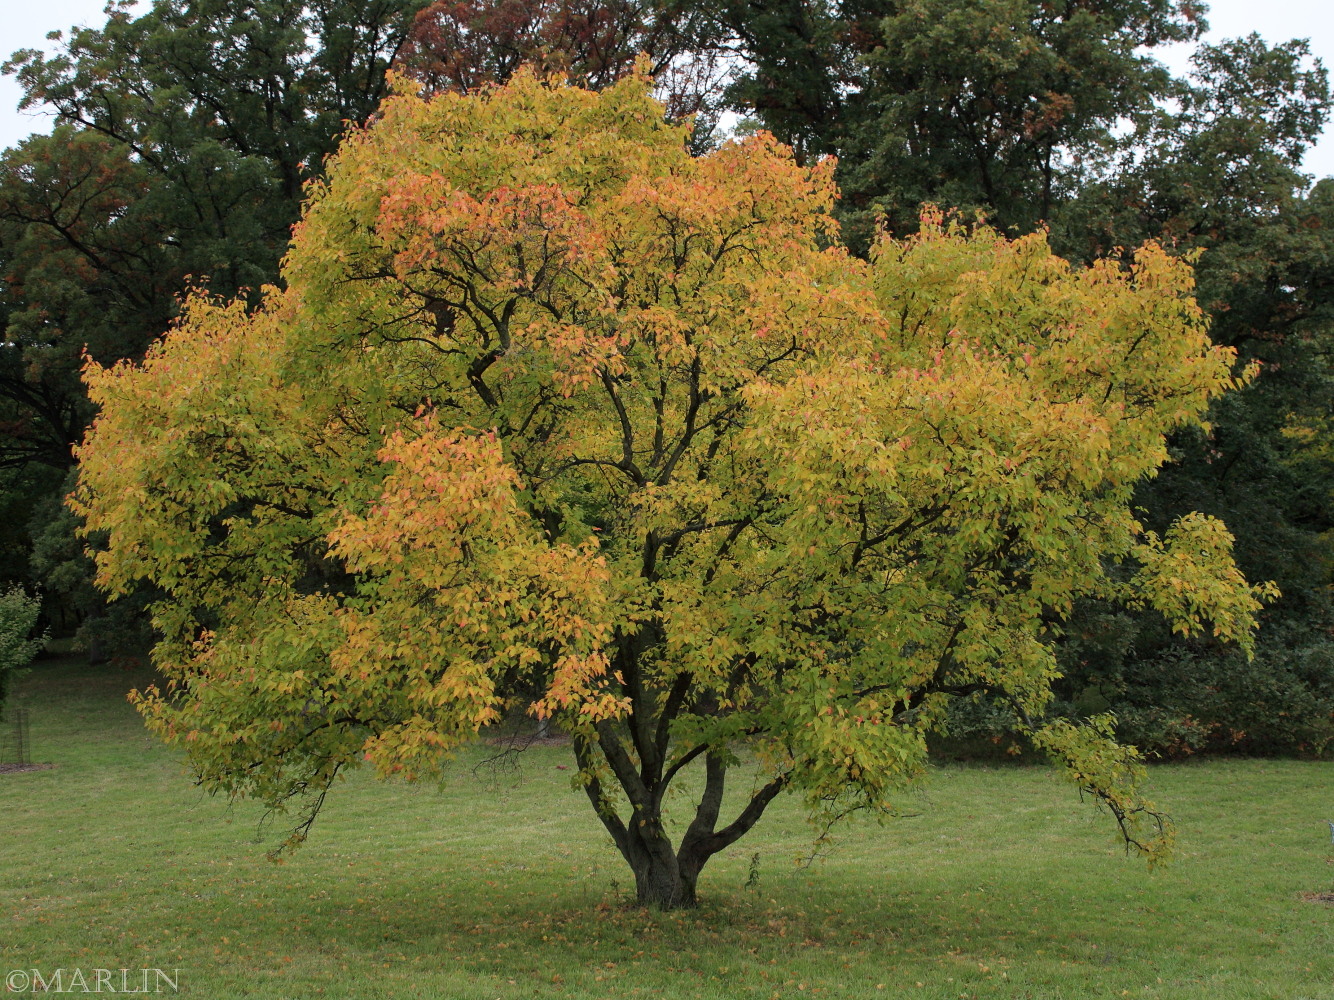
[0,0,1332,177]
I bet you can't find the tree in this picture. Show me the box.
[0,585,45,719]
[396,0,729,122]
[74,70,1268,908]
[0,127,180,476]
[1037,36,1334,756]
[716,0,853,164]
[1,0,429,638]
[857,1,1202,242]
[709,0,1205,247]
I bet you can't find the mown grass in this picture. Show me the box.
[2,655,1331,999]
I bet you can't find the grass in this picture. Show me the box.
[1,655,1332,999]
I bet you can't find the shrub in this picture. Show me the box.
[0,585,47,719]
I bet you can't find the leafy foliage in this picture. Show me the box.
[0,127,178,474]
[0,584,45,718]
[1046,37,1334,752]
[0,0,429,639]
[712,0,1208,248]
[396,0,729,128]
[1,0,429,464]
[73,72,1268,907]
[838,0,1203,241]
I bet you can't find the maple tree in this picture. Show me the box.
[74,70,1270,909]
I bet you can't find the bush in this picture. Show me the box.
[939,611,1334,760]
[0,585,46,719]
[1104,635,1334,758]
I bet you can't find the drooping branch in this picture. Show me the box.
[573,734,629,856]
[262,759,343,860]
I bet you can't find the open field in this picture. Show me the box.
[1,655,1331,999]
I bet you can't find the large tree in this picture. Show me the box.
[396,0,728,117]
[74,72,1267,908]
[842,0,1203,235]
[713,0,1205,247]
[0,127,178,477]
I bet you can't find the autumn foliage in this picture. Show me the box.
[73,69,1270,908]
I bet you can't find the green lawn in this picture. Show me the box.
[2,655,1331,999]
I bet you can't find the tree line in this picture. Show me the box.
[1,0,1332,760]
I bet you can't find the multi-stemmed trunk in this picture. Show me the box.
[620,814,707,910]
[576,734,788,910]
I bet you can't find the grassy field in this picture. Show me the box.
[1,655,1331,999]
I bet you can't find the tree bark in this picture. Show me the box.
[626,828,701,909]
[577,740,789,909]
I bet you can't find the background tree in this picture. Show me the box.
[714,0,1206,247]
[397,0,730,128]
[715,0,852,164]
[6,0,429,300]
[0,0,428,630]
[842,0,1202,242]
[0,126,175,651]
[0,127,178,474]
[0,585,45,719]
[1040,38,1334,755]
[75,71,1267,908]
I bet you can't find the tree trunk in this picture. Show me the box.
[575,730,788,911]
[620,811,702,909]
[629,844,700,909]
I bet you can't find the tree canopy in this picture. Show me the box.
[73,70,1270,907]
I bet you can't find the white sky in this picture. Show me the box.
[1,0,1332,177]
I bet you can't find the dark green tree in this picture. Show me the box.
[1048,37,1334,755]
[0,127,177,475]
[0,0,429,638]
[716,0,1205,248]
[5,0,430,304]
[718,0,853,164]
[841,0,1202,241]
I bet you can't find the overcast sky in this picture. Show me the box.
[1,0,1332,178]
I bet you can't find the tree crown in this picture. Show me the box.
[75,69,1269,884]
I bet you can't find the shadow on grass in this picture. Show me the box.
[4,654,1332,999]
